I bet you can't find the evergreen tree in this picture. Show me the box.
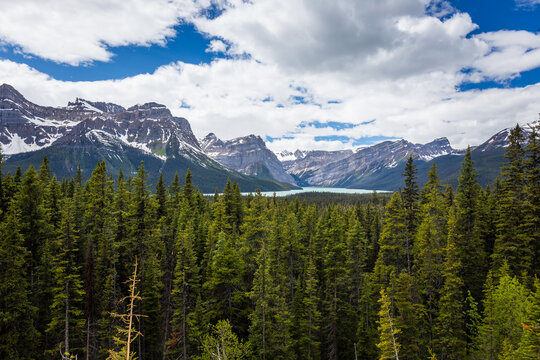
[0,202,39,359]
[464,290,482,357]
[183,169,194,209]
[197,320,250,360]
[493,125,532,277]
[38,155,52,185]
[477,266,530,359]
[413,163,447,348]
[523,123,539,278]
[168,220,200,359]
[401,155,419,274]
[47,198,86,359]
[393,271,420,360]
[295,254,321,360]
[203,231,246,327]
[155,173,167,220]
[455,147,486,301]
[374,192,407,288]
[377,289,400,360]
[249,238,293,360]
[83,160,114,359]
[433,209,466,360]
[322,208,354,360]
[141,251,163,360]
[14,165,52,350]
[516,278,540,359]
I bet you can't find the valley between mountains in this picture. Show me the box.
[0,83,531,191]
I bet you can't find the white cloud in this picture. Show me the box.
[194,0,488,81]
[1,57,538,153]
[0,0,211,65]
[0,0,539,154]
[206,39,227,53]
[515,0,540,8]
[470,31,540,81]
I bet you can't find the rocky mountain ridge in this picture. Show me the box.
[0,84,294,192]
[1,84,534,191]
[277,123,534,189]
[200,133,297,185]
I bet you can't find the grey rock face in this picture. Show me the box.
[67,98,126,114]
[282,149,353,174]
[0,83,201,159]
[0,84,96,154]
[283,138,460,186]
[201,133,297,185]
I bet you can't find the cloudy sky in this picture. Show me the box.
[1,0,539,152]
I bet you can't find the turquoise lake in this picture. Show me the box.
[241,187,389,197]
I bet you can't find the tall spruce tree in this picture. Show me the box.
[401,155,419,273]
[523,123,539,278]
[0,202,39,359]
[168,219,200,359]
[433,208,466,360]
[493,125,532,277]
[374,192,407,288]
[47,198,86,359]
[477,266,530,359]
[455,147,486,301]
[249,238,293,360]
[83,160,114,359]
[413,163,447,350]
[393,271,420,360]
[377,289,400,360]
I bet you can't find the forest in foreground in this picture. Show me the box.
[0,124,538,360]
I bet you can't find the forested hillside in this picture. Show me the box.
[0,124,538,360]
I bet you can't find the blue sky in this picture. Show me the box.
[1,0,539,151]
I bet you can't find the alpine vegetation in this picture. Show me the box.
[0,123,538,359]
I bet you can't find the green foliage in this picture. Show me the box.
[413,163,447,347]
[477,268,530,359]
[46,198,86,358]
[197,320,250,360]
[455,147,487,302]
[493,125,533,277]
[0,133,537,360]
[433,208,466,360]
[377,289,400,360]
[0,202,38,359]
[374,192,407,287]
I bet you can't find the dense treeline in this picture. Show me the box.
[0,124,538,360]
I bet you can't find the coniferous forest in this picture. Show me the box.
[0,124,538,360]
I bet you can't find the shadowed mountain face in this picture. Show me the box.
[277,125,534,190]
[0,84,295,192]
[201,133,297,185]
[1,84,532,192]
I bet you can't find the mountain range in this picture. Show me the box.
[0,84,295,192]
[0,84,531,191]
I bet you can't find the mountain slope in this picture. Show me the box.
[0,84,294,192]
[285,137,461,188]
[201,133,297,185]
[279,126,532,191]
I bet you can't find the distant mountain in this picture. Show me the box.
[0,84,295,192]
[281,137,463,188]
[280,149,354,185]
[277,126,534,190]
[201,133,297,185]
[2,83,532,193]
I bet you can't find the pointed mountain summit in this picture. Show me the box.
[0,85,295,192]
[0,83,27,103]
[201,133,297,185]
